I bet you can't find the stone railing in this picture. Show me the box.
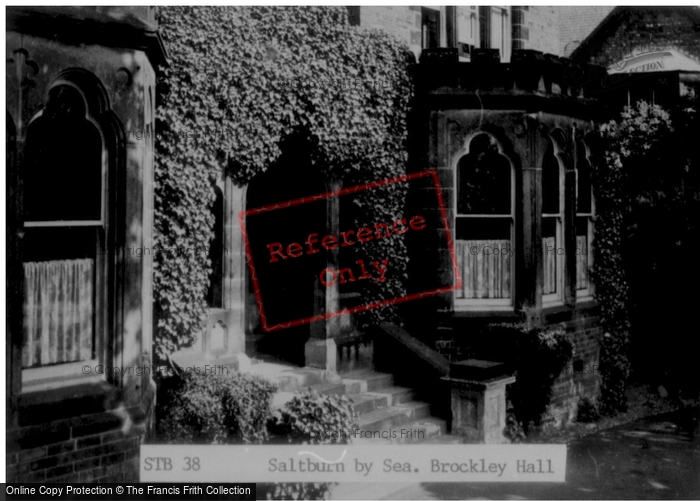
[414,48,610,100]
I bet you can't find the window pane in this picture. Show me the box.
[455,217,510,240]
[542,217,558,294]
[24,85,102,222]
[576,141,592,214]
[576,217,590,290]
[457,134,511,215]
[23,256,95,368]
[422,8,440,49]
[22,228,97,368]
[542,141,560,214]
[23,227,98,262]
[455,217,511,299]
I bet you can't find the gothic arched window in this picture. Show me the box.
[542,138,564,303]
[21,80,111,383]
[576,139,595,298]
[455,133,514,308]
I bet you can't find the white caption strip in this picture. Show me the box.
[141,444,566,483]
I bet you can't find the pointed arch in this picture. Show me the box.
[453,130,516,308]
[20,67,125,386]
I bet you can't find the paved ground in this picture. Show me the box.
[332,408,700,500]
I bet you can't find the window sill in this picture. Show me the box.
[542,299,566,310]
[454,303,514,310]
[576,294,596,305]
[543,298,599,323]
[453,306,519,320]
[16,374,142,428]
[574,297,599,311]
[20,374,110,404]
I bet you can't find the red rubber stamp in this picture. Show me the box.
[240,169,461,332]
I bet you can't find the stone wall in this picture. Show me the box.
[520,7,561,55]
[355,6,425,59]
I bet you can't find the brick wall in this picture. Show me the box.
[542,310,602,428]
[584,8,700,67]
[6,408,151,483]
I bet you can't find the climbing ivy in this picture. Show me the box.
[595,101,673,415]
[154,7,413,359]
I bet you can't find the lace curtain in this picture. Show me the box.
[543,236,557,294]
[23,259,94,368]
[576,235,589,290]
[455,240,511,299]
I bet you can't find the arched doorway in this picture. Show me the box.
[244,135,328,366]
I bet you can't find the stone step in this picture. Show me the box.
[351,417,447,444]
[369,386,414,406]
[422,433,467,445]
[350,393,390,415]
[243,362,329,392]
[395,417,447,444]
[307,381,347,396]
[397,401,432,421]
[341,370,394,394]
[357,401,432,432]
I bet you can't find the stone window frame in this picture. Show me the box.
[421,7,441,50]
[15,68,126,395]
[575,136,596,301]
[491,6,511,62]
[452,129,517,312]
[542,132,567,306]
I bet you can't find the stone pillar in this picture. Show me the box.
[215,181,250,370]
[304,181,340,375]
[564,128,579,307]
[444,373,515,443]
[511,6,527,52]
[516,114,544,323]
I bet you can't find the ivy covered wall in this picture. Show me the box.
[154,6,414,359]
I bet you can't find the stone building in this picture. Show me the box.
[6,7,166,482]
[347,6,613,62]
[337,6,612,428]
[176,6,616,431]
[571,6,700,109]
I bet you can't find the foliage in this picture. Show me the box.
[262,391,357,500]
[269,390,357,444]
[503,410,526,443]
[576,397,600,423]
[595,101,674,414]
[156,371,277,444]
[154,7,414,359]
[491,322,574,432]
